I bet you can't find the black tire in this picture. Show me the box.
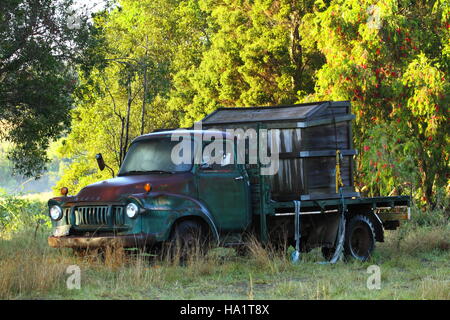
[166,220,209,263]
[343,215,376,261]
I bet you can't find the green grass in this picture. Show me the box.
[0,200,449,300]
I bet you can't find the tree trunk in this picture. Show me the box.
[289,11,303,95]
[141,65,148,135]
[118,117,125,167]
[419,151,436,209]
[123,75,132,163]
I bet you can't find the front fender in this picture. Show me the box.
[127,192,220,243]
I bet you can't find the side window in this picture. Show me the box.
[202,139,235,171]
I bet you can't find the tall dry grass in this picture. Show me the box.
[0,251,66,299]
[420,278,450,300]
[388,208,450,255]
[0,233,73,299]
[244,235,291,274]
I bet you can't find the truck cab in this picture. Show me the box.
[48,130,251,250]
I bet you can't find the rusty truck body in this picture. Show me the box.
[48,101,410,261]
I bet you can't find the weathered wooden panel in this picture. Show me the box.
[202,102,326,125]
[201,101,357,201]
[304,156,352,193]
[302,122,350,151]
[269,158,305,200]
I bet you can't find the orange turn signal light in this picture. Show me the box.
[144,183,151,193]
[60,187,69,196]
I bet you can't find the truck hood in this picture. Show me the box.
[71,173,194,203]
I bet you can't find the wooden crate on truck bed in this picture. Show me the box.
[201,100,359,202]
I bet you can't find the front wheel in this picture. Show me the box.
[165,220,210,263]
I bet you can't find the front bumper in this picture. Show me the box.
[48,233,157,249]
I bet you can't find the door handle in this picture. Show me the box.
[235,176,244,181]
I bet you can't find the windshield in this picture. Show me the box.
[118,138,194,176]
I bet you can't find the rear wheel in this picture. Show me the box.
[321,214,376,262]
[344,215,376,261]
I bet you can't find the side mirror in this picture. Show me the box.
[96,153,106,171]
[95,154,115,177]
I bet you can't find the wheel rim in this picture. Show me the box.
[349,222,371,259]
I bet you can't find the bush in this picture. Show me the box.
[386,207,450,256]
[0,192,51,238]
[408,206,449,228]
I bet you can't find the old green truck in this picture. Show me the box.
[48,101,411,261]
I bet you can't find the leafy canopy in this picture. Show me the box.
[0,0,96,177]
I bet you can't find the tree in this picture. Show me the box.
[0,0,94,177]
[55,0,183,193]
[169,0,324,127]
[306,0,449,207]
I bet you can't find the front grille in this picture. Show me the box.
[72,205,125,226]
[114,206,125,225]
[74,206,109,225]
[63,207,71,224]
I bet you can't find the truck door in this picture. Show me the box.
[197,139,251,233]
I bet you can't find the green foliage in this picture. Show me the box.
[307,0,449,207]
[56,0,185,193]
[170,0,324,127]
[357,122,418,198]
[408,206,449,228]
[0,192,50,238]
[0,0,96,178]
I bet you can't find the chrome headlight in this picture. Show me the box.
[49,205,63,221]
[126,202,139,219]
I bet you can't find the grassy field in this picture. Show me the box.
[19,192,54,202]
[0,199,448,300]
